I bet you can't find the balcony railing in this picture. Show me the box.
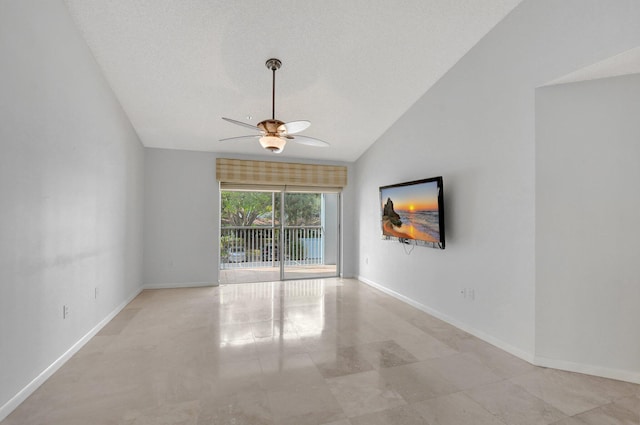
[220,226,325,269]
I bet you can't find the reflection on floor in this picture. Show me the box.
[3,278,638,425]
[219,264,337,284]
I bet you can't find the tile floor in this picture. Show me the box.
[3,278,638,425]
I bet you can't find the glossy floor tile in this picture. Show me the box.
[2,278,638,425]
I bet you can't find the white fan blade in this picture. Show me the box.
[291,135,329,147]
[219,135,260,142]
[279,120,311,135]
[222,117,259,131]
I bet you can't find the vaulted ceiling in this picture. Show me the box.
[64,0,523,162]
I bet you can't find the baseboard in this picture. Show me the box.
[357,275,535,364]
[143,281,217,289]
[357,275,640,384]
[0,286,144,422]
[534,355,640,384]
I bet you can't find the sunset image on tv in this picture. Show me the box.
[380,179,441,243]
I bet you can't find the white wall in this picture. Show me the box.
[143,150,356,285]
[143,149,219,287]
[341,164,357,278]
[0,0,144,416]
[322,193,339,265]
[536,74,640,382]
[355,0,640,365]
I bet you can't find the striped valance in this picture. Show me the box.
[216,158,347,188]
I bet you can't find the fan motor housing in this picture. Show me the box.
[257,119,286,134]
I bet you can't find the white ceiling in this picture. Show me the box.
[64,0,523,162]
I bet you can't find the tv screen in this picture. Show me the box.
[380,177,445,249]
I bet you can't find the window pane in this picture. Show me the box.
[284,193,321,226]
[220,191,274,227]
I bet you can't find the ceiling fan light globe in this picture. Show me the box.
[259,135,286,153]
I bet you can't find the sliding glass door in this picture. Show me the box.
[282,191,339,280]
[219,188,340,284]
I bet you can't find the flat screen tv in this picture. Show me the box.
[380,177,445,249]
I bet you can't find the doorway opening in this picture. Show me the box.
[219,188,340,284]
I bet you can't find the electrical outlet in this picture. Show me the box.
[95,287,99,299]
[460,288,476,300]
[63,305,69,319]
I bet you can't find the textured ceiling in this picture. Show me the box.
[64,0,522,162]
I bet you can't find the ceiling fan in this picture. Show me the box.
[221,58,329,154]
